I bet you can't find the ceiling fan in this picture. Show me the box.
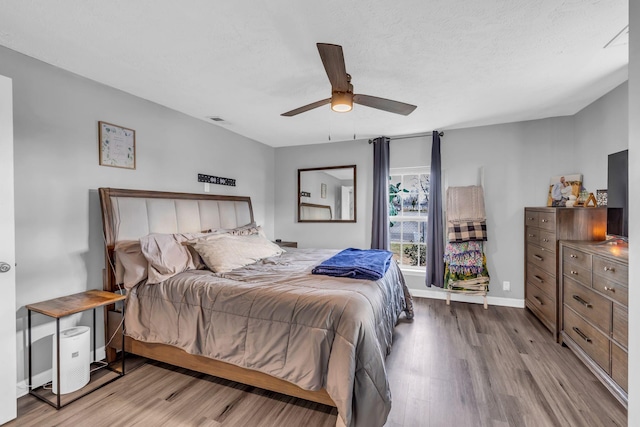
[281,43,417,117]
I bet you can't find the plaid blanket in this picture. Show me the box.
[448,220,487,242]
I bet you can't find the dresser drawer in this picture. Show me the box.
[593,257,628,287]
[612,304,628,349]
[563,247,592,270]
[525,226,539,245]
[525,211,539,227]
[526,281,555,329]
[527,263,555,299]
[527,244,556,276]
[563,277,611,334]
[538,211,555,231]
[593,274,628,306]
[563,263,591,288]
[611,343,628,392]
[538,230,556,251]
[564,307,610,373]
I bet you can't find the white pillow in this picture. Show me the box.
[189,234,284,273]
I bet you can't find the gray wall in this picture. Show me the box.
[274,140,373,249]
[442,118,575,300]
[628,0,639,422]
[0,46,276,389]
[573,82,629,190]
[274,82,628,303]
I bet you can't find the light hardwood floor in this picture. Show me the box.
[7,298,627,426]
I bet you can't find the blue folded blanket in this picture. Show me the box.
[311,248,393,281]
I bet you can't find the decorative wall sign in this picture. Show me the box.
[99,121,136,169]
[198,173,236,187]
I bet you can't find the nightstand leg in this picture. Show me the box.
[92,308,96,363]
[121,301,126,375]
[28,310,32,394]
[56,318,61,409]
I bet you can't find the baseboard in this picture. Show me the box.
[408,287,525,308]
[16,346,106,398]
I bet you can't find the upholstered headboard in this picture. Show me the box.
[299,202,332,221]
[99,188,254,292]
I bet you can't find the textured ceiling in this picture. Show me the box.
[0,0,628,147]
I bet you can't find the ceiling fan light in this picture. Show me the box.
[331,92,353,112]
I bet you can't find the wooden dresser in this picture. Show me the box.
[524,207,607,340]
[559,240,628,407]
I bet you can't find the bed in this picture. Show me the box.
[99,188,413,427]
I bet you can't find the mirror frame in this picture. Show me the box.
[298,165,357,223]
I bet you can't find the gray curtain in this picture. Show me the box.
[371,136,390,250]
[426,131,444,287]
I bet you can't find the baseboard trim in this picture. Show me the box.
[16,346,106,398]
[408,287,525,308]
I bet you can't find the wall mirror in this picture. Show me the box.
[298,165,356,222]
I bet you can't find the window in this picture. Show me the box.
[389,167,429,269]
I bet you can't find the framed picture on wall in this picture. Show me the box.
[98,121,136,169]
[547,173,582,207]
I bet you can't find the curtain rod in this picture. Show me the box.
[368,131,444,144]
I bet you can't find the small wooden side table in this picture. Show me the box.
[26,290,126,409]
[274,240,298,248]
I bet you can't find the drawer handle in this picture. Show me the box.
[534,255,543,261]
[542,238,549,242]
[541,219,549,223]
[527,217,534,221]
[533,275,544,283]
[572,327,592,343]
[603,286,615,293]
[570,254,578,258]
[528,234,535,238]
[570,270,579,276]
[572,294,592,308]
[533,296,544,305]
[603,266,616,272]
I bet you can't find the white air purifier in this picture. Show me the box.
[52,326,90,395]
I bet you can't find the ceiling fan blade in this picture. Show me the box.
[353,94,417,116]
[317,43,349,92]
[281,98,331,117]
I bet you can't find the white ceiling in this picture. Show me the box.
[0,1,628,147]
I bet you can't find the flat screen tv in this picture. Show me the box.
[607,149,628,239]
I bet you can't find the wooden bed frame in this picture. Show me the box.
[99,188,335,407]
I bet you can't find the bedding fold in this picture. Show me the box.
[311,248,393,281]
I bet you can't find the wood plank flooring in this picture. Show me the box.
[7,298,627,426]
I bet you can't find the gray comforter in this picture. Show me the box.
[126,248,414,427]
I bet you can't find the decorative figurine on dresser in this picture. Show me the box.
[524,207,607,341]
[559,240,628,407]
